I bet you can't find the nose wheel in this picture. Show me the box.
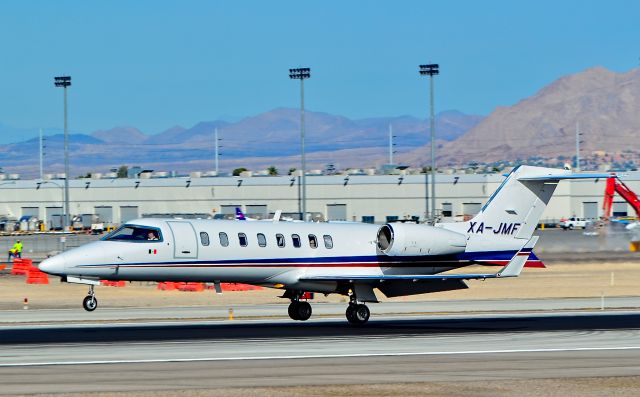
[82,285,98,312]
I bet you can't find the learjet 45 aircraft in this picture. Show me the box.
[39,166,608,324]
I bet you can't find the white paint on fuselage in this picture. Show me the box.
[49,218,461,293]
[61,220,369,286]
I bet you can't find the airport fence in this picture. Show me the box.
[0,233,101,261]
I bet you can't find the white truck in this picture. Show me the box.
[560,217,589,230]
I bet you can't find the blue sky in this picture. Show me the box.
[0,0,638,143]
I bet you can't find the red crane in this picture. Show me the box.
[603,174,640,220]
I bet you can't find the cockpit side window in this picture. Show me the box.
[103,225,163,242]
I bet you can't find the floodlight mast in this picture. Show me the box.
[54,76,71,234]
[419,64,439,224]
[289,67,311,221]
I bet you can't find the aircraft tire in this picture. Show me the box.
[82,295,98,312]
[345,305,356,322]
[347,304,370,325]
[296,301,312,321]
[288,302,300,320]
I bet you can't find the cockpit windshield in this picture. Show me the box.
[103,225,162,242]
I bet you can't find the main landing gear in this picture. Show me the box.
[288,299,312,321]
[345,295,370,325]
[82,285,98,312]
[284,289,371,325]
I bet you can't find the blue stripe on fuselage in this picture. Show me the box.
[74,250,521,269]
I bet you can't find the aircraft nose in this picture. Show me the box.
[39,254,67,275]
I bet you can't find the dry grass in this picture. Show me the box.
[6,377,640,397]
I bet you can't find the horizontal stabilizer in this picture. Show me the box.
[517,173,612,181]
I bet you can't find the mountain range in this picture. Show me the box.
[432,67,640,165]
[1,66,639,177]
[0,109,481,177]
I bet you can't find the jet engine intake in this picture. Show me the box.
[377,223,467,256]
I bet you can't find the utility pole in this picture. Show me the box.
[54,76,71,232]
[388,124,394,164]
[214,127,220,175]
[289,67,310,221]
[575,121,582,171]
[419,63,439,224]
[39,128,44,180]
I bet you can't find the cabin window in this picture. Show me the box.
[219,232,229,247]
[200,232,210,246]
[308,234,318,249]
[104,225,162,242]
[238,233,248,247]
[292,234,301,248]
[276,233,285,248]
[257,233,267,247]
[323,235,333,249]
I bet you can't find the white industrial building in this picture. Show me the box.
[0,171,637,228]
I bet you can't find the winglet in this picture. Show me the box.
[497,236,538,277]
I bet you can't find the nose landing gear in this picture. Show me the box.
[82,285,98,312]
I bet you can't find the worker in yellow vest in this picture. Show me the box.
[8,240,22,261]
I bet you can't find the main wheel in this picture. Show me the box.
[347,304,370,325]
[82,295,98,312]
[295,301,312,321]
[346,305,356,322]
[288,302,300,320]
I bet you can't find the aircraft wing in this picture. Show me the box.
[300,273,506,283]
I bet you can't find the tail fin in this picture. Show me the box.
[441,166,609,245]
[235,208,246,221]
[468,165,567,240]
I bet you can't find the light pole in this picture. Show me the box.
[289,67,310,221]
[54,76,71,231]
[419,64,439,224]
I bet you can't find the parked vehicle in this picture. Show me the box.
[560,217,589,230]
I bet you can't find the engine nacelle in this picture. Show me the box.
[377,223,467,256]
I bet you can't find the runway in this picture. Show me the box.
[2,296,639,324]
[0,311,639,395]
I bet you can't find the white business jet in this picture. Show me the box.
[39,166,608,324]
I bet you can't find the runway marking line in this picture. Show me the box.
[1,346,640,367]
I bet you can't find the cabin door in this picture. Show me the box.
[168,221,198,259]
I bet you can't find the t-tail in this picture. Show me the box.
[440,165,611,257]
